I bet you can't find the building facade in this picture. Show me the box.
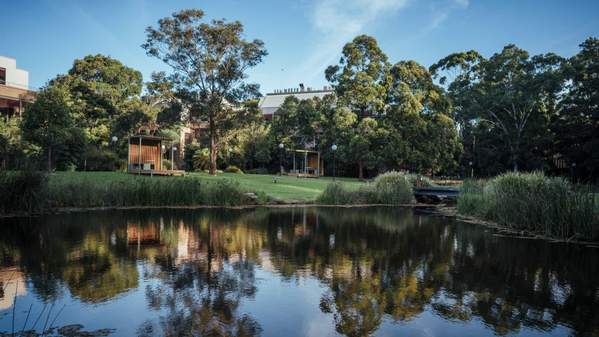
[0,55,35,120]
[258,84,334,120]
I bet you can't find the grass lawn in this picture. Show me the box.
[49,171,365,202]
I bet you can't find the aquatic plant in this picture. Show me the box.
[0,170,48,214]
[373,171,414,205]
[458,172,599,241]
[317,171,414,205]
[316,182,356,205]
[46,176,248,208]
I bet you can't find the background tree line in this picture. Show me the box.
[0,8,596,182]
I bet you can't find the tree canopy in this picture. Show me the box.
[143,9,267,175]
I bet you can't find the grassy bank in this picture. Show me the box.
[458,172,599,241]
[1,171,365,214]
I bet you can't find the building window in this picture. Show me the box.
[0,68,5,85]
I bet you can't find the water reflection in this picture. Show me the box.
[0,207,597,336]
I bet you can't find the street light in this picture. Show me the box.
[469,161,473,178]
[110,135,118,156]
[331,144,337,181]
[278,143,284,175]
[171,145,178,171]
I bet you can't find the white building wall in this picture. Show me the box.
[0,55,29,89]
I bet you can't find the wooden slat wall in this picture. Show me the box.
[129,141,161,170]
[308,154,319,168]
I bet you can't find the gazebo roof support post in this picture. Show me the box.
[138,136,142,175]
[304,151,308,174]
[127,138,131,173]
[317,151,320,176]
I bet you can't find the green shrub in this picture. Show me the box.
[316,171,414,205]
[458,172,599,241]
[0,170,48,214]
[84,149,124,171]
[373,171,413,205]
[162,159,172,170]
[224,165,244,174]
[192,148,210,171]
[316,183,355,205]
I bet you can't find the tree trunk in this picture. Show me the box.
[512,131,521,172]
[47,146,52,172]
[209,133,217,175]
[358,161,364,180]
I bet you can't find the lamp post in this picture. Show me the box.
[278,143,284,175]
[161,144,166,171]
[109,136,118,171]
[110,135,118,151]
[331,144,337,182]
[173,146,178,170]
[469,161,473,178]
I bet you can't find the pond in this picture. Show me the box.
[0,207,597,337]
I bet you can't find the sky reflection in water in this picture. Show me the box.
[0,207,597,337]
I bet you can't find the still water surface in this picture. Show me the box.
[0,207,597,336]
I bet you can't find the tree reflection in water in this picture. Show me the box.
[0,207,597,337]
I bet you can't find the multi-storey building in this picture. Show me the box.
[258,84,334,120]
[0,55,35,120]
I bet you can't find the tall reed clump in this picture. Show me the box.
[316,171,413,205]
[373,171,414,204]
[458,172,599,241]
[47,176,248,208]
[0,170,48,214]
[316,182,357,205]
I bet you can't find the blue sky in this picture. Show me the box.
[2,0,598,94]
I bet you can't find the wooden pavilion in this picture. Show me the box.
[127,130,185,176]
[285,149,323,178]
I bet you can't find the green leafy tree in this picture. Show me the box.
[384,61,462,174]
[553,37,599,181]
[143,9,267,175]
[325,35,389,119]
[318,96,357,176]
[53,54,144,147]
[0,118,29,169]
[325,35,390,178]
[21,85,85,171]
[431,45,564,173]
[348,118,386,179]
[271,96,321,150]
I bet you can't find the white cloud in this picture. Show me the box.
[312,0,409,36]
[291,0,469,86]
[454,0,470,8]
[295,0,409,85]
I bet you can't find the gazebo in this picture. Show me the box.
[285,149,323,178]
[127,132,184,176]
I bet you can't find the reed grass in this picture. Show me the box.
[47,176,247,208]
[458,172,599,241]
[0,170,48,214]
[317,171,413,205]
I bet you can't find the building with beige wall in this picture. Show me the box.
[0,55,35,120]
